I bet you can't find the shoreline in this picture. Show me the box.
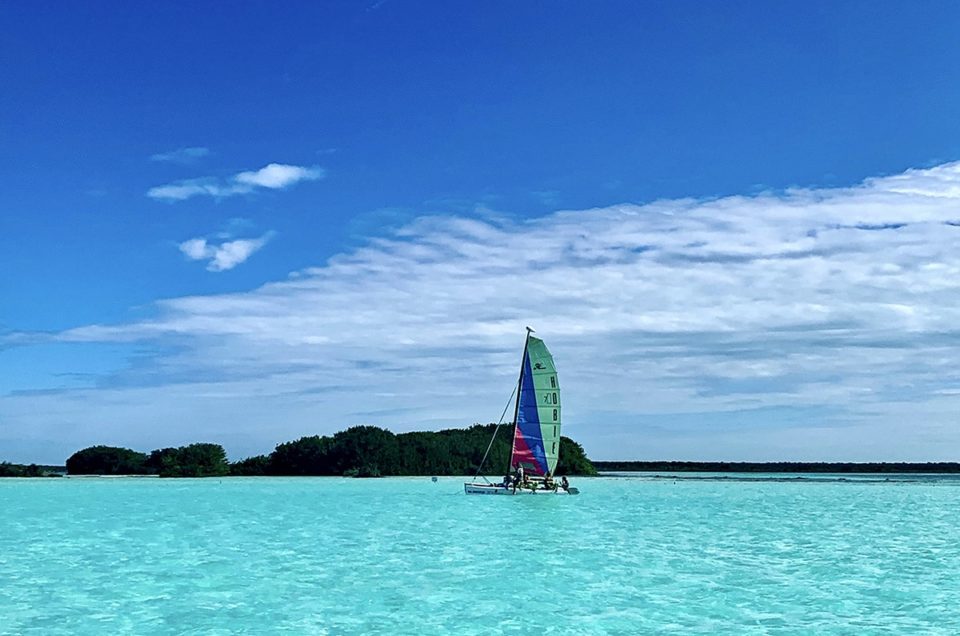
[594,461,960,473]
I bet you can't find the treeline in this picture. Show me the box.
[0,462,64,478]
[233,424,596,477]
[66,443,229,477]
[594,461,960,473]
[64,424,597,478]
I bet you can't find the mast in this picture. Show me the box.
[509,326,534,470]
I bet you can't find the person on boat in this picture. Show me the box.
[560,475,569,492]
[543,471,555,490]
[502,471,513,489]
[512,465,522,490]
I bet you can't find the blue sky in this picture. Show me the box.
[2,2,960,463]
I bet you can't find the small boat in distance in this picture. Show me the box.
[465,328,579,495]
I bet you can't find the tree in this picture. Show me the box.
[269,435,334,475]
[328,426,400,477]
[66,446,150,475]
[396,431,456,475]
[146,448,179,475]
[0,462,24,477]
[557,437,597,475]
[230,454,270,476]
[147,443,229,477]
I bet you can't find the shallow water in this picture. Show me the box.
[2,475,959,635]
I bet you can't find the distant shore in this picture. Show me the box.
[594,461,960,473]
[0,463,65,478]
[8,460,960,478]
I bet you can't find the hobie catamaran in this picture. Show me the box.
[464,328,579,495]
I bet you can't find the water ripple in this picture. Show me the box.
[1,476,958,634]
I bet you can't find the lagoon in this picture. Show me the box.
[2,475,959,634]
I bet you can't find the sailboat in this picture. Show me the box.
[464,328,579,495]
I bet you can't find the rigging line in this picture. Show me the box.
[472,384,518,483]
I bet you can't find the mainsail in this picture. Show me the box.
[510,335,561,476]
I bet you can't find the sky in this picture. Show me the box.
[2,1,960,464]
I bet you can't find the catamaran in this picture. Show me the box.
[464,328,579,495]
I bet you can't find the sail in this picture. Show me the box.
[511,336,561,476]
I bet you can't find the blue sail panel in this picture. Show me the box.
[511,350,548,475]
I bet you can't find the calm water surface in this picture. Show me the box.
[2,475,959,635]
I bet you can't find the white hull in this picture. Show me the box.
[464,482,579,495]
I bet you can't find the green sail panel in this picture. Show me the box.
[526,336,561,475]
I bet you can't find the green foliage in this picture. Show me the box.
[230,454,270,476]
[0,462,64,477]
[396,431,457,475]
[66,446,150,475]
[266,428,399,476]
[329,426,400,477]
[147,443,230,477]
[256,423,596,477]
[557,437,598,476]
[269,435,334,475]
[59,425,597,478]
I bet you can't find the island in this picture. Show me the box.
[0,463,64,477]
[593,461,960,473]
[60,424,598,478]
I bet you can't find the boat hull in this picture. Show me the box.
[464,482,579,495]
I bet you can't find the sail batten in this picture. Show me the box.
[510,335,561,476]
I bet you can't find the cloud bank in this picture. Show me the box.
[147,163,324,201]
[5,162,960,462]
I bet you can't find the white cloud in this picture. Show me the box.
[234,164,322,189]
[178,233,274,271]
[179,238,211,260]
[150,146,210,163]
[149,179,226,201]
[6,161,960,462]
[147,163,324,201]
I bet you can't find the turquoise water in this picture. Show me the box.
[2,475,959,635]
